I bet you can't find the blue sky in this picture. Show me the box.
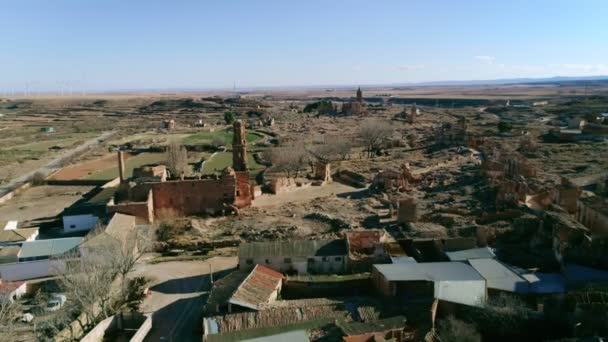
[1,0,607,92]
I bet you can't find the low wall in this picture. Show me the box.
[80,313,152,342]
[282,275,372,299]
[80,316,116,342]
[130,314,152,342]
[0,182,30,205]
[44,179,109,186]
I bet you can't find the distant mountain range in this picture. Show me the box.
[396,75,608,87]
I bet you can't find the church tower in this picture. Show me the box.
[356,87,362,103]
[232,120,248,172]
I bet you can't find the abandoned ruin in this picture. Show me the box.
[109,120,253,221]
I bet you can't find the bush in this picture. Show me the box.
[497,121,513,133]
[224,111,235,124]
[438,315,481,342]
[31,171,46,186]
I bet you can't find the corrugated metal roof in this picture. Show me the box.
[390,256,417,264]
[445,247,495,261]
[468,258,529,293]
[374,262,484,282]
[18,237,83,259]
[229,265,282,310]
[240,330,310,342]
[239,239,347,259]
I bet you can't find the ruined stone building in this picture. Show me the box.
[576,196,608,235]
[341,101,366,116]
[436,116,467,145]
[109,121,253,221]
[341,87,367,115]
[396,104,419,123]
[161,119,175,130]
[372,164,420,193]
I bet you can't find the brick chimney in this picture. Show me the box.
[118,151,126,182]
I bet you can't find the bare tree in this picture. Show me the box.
[0,300,21,341]
[359,120,393,157]
[311,135,352,161]
[167,141,188,178]
[266,143,309,178]
[53,224,153,338]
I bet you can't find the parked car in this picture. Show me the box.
[45,294,66,312]
[21,313,34,323]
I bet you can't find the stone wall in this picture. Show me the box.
[397,197,418,223]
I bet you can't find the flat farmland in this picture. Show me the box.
[183,130,263,145]
[84,152,168,180]
[50,152,134,180]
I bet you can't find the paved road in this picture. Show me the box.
[131,257,237,342]
[0,131,115,197]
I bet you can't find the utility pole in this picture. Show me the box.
[209,262,213,286]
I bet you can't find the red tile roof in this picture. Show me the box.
[229,264,283,310]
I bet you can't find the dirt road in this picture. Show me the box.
[0,131,115,197]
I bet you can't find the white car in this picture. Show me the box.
[45,294,66,312]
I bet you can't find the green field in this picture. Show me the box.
[85,152,168,180]
[201,152,265,175]
[182,130,263,145]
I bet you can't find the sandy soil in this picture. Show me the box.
[49,152,134,180]
[0,185,93,224]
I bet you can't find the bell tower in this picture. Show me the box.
[232,120,248,172]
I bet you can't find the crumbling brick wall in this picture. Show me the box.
[150,175,236,216]
[107,190,154,223]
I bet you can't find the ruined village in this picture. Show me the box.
[0,82,607,342]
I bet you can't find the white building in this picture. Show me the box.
[0,237,82,281]
[372,262,487,307]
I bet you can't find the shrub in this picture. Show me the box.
[498,121,513,133]
[437,315,481,342]
[224,111,235,124]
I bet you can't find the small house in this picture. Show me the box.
[238,239,348,274]
[40,127,55,133]
[228,264,282,311]
[372,262,486,307]
[0,237,83,281]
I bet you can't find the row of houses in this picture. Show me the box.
[203,233,608,341]
[0,213,139,282]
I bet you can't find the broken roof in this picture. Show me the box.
[239,239,347,259]
[0,228,38,243]
[19,237,83,259]
[468,258,529,293]
[445,247,495,261]
[79,213,137,251]
[373,262,484,282]
[229,264,283,311]
[338,315,406,336]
